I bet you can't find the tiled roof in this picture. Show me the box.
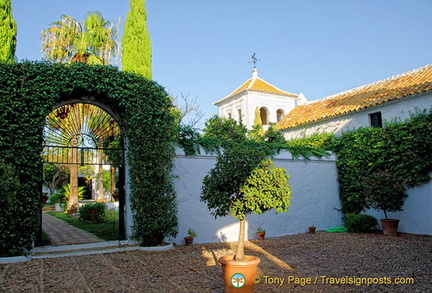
[214,69,298,105]
[276,64,432,130]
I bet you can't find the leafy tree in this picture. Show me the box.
[202,115,247,144]
[201,144,291,261]
[122,0,152,79]
[264,124,286,144]
[43,163,69,195]
[0,0,16,63]
[248,107,265,142]
[41,12,119,64]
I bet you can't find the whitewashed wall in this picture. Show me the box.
[170,147,343,245]
[283,93,432,140]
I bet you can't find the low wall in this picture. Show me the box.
[171,148,343,245]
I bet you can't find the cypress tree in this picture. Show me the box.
[0,0,17,63]
[122,0,152,79]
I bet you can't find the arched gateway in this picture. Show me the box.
[0,62,178,256]
[43,102,126,240]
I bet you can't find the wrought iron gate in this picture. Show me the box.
[41,103,126,240]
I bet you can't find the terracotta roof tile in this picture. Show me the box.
[276,64,432,130]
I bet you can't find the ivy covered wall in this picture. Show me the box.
[0,61,177,256]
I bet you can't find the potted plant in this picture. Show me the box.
[256,227,266,240]
[361,170,407,236]
[112,188,119,201]
[184,227,197,245]
[308,225,316,234]
[79,202,107,224]
[201,145,291,292]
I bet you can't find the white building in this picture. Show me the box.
[214,68,306,129]
[276,64,432,139]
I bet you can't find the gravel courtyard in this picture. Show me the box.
[1,232,431,292]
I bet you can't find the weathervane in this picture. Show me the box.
[250,53,261,68]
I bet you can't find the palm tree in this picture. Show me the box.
[41,11,119,65]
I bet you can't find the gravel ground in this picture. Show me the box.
[0,232,431,292]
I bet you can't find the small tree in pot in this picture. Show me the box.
[201,144,291,292]
[361,170,407,236]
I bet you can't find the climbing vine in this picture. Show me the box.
[289,110,432,215]
[333,110,432,214]
[0,61,177,256]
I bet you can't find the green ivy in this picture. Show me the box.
[283,111,432,216]
[333,110,432,214]
[0,61,177,255]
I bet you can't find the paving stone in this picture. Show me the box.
[1,231,430,292]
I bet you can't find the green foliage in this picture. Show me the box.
[286,132,336,150]
[248,107,264,141]
[360,170,407,219]
[202,115,248,144]
[104,137,123,168]
[343,213,378,233]
[79,202,107,222]
[187,227,197,238]
[201,145,291,221]
[0,61,177,255]
[264,124,286,144]
[177,124,201,155]
[41,12,119,64]
[61,184,86,202]
[0,0,16,63]
[122,0,152,79]
[43,163,69,195]
[0,160,28,256]
[334,111,432,214]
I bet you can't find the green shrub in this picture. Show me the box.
[343,213,378,233]
[79,202,108,222]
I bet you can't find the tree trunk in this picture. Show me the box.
[97,149,105,201]
[235,218,246,261]
[68,139,79,210]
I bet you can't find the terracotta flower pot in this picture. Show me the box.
[90,214,98,224]
[380,219,399,236]
[256,232,265,240]
[309,227,316,234]
[218,255,260,293]
[184,236,194,245]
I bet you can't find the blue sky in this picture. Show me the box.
[13,0,432,128]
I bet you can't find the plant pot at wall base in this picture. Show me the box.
[219,255,261,293]
[380,219,400,236]
[184,236,194,245]
[308,227,316,234]
[256,232,265,240]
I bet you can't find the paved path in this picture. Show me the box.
[42,212,103,245]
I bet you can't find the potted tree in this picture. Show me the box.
[361,170,407,236]
[201,145,291,292]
